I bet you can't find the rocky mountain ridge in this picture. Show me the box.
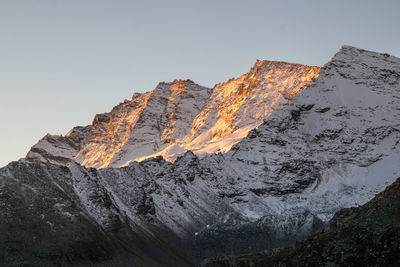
[1,45,399,266]
[25,79,212,168]
[25,61,320,168]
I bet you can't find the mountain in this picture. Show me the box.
[204,45,400,222]
[25,61,320,167]
[179,45,400,259]
[25,79,212,168]
[202,177,400,267]
[1,45,399,266]
[158,60,320,161]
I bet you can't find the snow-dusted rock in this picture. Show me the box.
[26,62,320,167]
[26,79,212,168]
[0,161,194,266]
[167,60,320,159]
[213,45,400,222]
[4,45,400,264]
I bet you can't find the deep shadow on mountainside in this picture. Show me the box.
[0,162,194,267]
[202,177,400,267]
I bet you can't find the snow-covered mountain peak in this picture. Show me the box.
[215,45,400,221]
[26,79,211,168]
[122,60,321,163]
[26,59,320,167]
[177,60,321,156]
[153,79,203,97]
[6,46,400,265]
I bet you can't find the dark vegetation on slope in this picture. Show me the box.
[202,178,400,267]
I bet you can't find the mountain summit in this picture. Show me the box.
[25,61,320,168]
[26,79,211,168]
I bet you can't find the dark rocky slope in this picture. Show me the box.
[0,161,194,267]
[202,177,400,267]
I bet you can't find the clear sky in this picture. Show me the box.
[1,0,399,167]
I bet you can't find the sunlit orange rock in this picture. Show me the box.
[26,61,320,168]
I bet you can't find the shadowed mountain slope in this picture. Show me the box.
[202,177,400,267]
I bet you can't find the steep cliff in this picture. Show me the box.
[26,79,212,168]
[26,62,320,167]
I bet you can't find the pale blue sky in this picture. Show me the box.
[1,0,399,167]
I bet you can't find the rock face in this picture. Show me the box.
[25,62,320,167]
[205,45,400,224]
[0,161,194,267]
[168,61,320,159]
[202,177,400,267]
[26,79,212,168]
[1,46,400,265]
